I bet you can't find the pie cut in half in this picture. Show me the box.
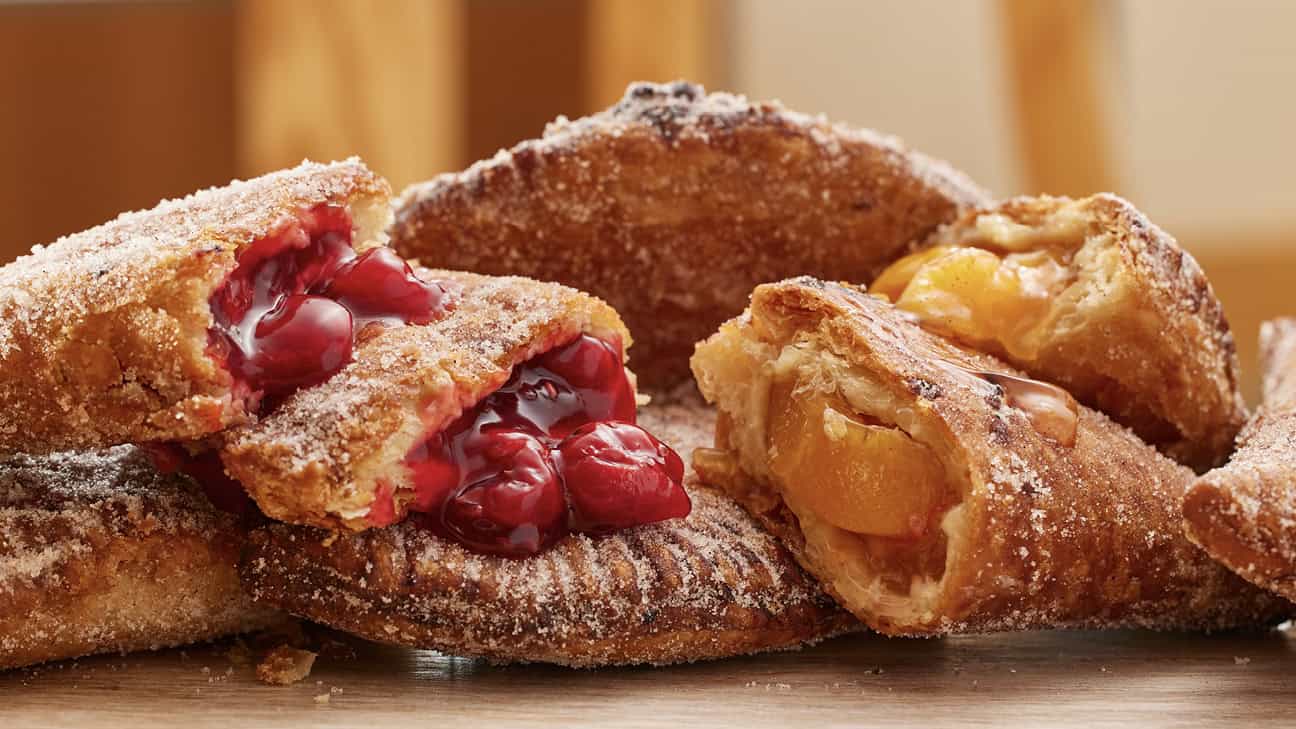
[390,80,990,389]
[240,398,861,667]
[871,193,1246,471]
[690,277,1291,635]
[1184,319,1296,600]
[0,446,282,670]
[0,159,409,456]
[211,269,692,553]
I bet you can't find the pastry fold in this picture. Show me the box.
[691,277,1289,635]
[1184,319,1296,599]
[871,194,1245,471]
[390,80,989,388]
[0,159,390,456]
[222,270,629,531]
[0,447,282,670]
[240,400,860,667]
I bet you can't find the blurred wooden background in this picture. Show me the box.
[1,0,1291,401]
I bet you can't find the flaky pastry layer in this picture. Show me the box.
[691,278,1289,635]
[0,447,282,670]
[240,400,860,667]
[221,270,631,531]
[909,194,1245,471]
[390,80,989,388]
[0,159,391,456]
[1184,319,1296,599]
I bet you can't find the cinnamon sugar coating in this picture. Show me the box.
[1184,319,1296,599]
[221,270,630,531]
[691,278,1290,635]
[0,446,283,670]
[240,402,860,667]
[390,80,989,388]
[0,159,391,457]
[920,194,1245,471]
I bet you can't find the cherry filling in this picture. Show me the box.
[209,204,452,403]
[403,334,691,557]
[144,443,254,517]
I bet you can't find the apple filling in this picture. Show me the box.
[764,379,956,595]
[870,243,1072,361]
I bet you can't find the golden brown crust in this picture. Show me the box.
[0,159,391,457]
[691,278,1290,635]
[1184,319,1296,599]
[221,270,631,531]
[390,80,990,389]
[916,194,1245,470]
[239,402,860,667]
[0,446,283,670]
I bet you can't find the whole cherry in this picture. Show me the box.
[440,433,568,557]
[323,247,449,326]
[557,421,690,535]
[532,335,637,435]
[240,294,353,394]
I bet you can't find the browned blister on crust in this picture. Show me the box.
[0,446,283,670]
[889,194,1245,471]
[0,159,391,457]
[390,80,990,388]
[221,270,630,531]
[691,278,1290,636]
[239,402,860,667]
[1184,319,1296,599]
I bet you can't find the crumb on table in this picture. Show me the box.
[256,646,318,686]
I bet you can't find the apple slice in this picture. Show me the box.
[767,381,946,539]
[873,246,1071,360]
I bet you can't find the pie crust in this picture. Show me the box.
[691,277,1290,635]
[875,194,1246,471]
[0,446,283,670]
[221,269,630,531]
[240,397,861,666]
[390,80,990,388]
[0,159,390,456]
[1184,318,1296,600]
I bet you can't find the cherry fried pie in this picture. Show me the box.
[0,155,852,669]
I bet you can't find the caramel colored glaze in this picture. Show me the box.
[972,371,1079,447]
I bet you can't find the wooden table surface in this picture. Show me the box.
[3,628,1294,728]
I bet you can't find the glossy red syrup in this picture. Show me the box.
[144,443,254,517]
[208,204,451,403]
[153,205,451,515]
[402,335,691,557]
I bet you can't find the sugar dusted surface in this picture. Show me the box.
[691,277,1291,635]
[241,399,859,667]
[223,269,630,531]
[0,159,391,455]
[391,80,989,388]
[0,446,281,669]
[923,193,1245,471]
[1184,318,1296,599]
